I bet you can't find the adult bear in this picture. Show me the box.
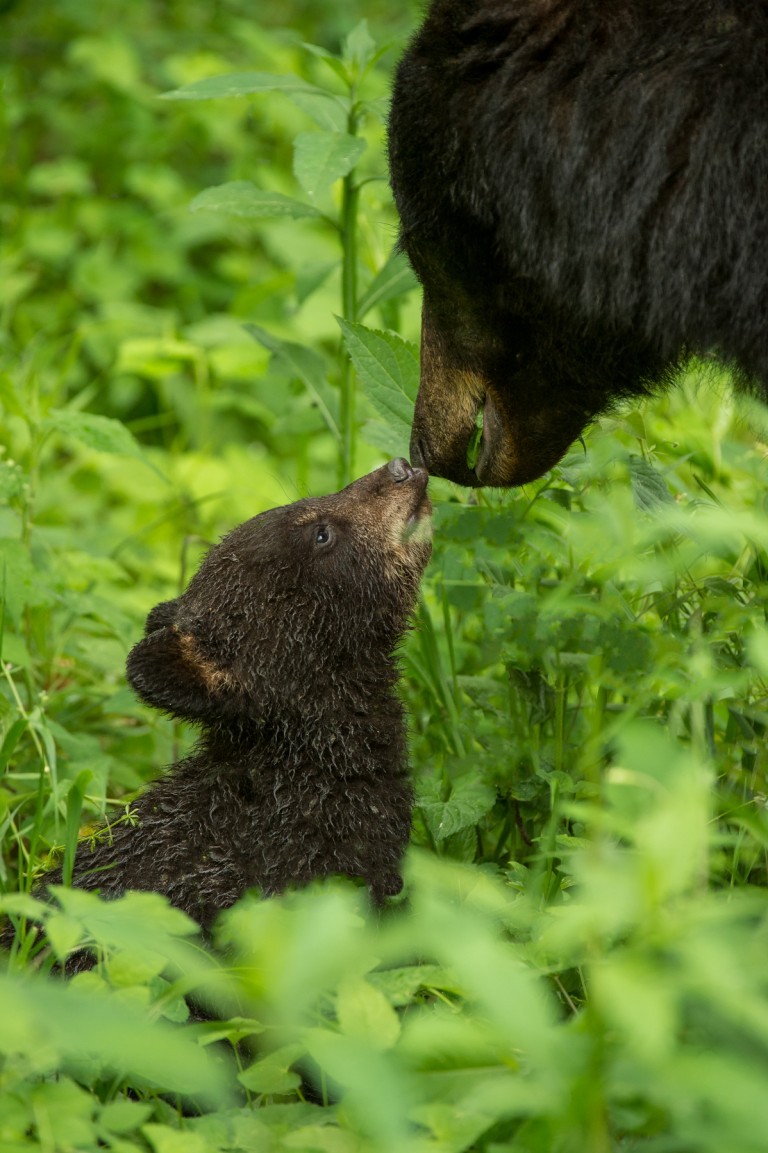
[388,0,768,487]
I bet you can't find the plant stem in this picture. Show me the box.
[338,99,360,488]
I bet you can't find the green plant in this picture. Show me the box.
[2,4,768,1151]
[162,19,418,489]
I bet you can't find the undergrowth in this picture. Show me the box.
[1,3,768,1151]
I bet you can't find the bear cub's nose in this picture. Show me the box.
[388,457,416,482]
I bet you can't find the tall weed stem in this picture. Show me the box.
[338,97,360,487]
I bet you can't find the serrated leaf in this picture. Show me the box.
[160,71,325,101]
[293,132,366,199]
[418,775,497,842]
[336,977,400,1049]
[43,409,148,464]
[357,250,419,320]
[0,538,58,622]
[245,324,340,442]
[360,418,409,459]
[337,319,417,438]
[628,455,674,511]
[367,965,450,1006]
[290,91,349,133]
[191,182,323,220]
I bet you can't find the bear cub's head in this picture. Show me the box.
[126,459,431,728]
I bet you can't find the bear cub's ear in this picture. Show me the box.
[126,602,238,725]
[143,598,180,634]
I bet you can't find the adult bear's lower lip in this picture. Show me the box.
[474,389,591,486]
[473,392,511,486]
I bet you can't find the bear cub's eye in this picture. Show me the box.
[315,525,333,547]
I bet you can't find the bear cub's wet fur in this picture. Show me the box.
[43,460,431,929]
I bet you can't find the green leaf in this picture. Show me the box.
[52,888,199,947]
[62,769,92,887]
[282,1125,359,1153]
[238,1043,304,1095]
[343,20,377,73]
[44,913,85,960]
[363,95,391,122]
[0,973,226,1100]
[105,947,168,987]
[748,626,768,675]
[160,71,326,101]
[0,717,28,772]
[0,892,50,920]
[337,319,418,436]
[43,409,149,465]
[0,538,58,622]
[191,181,323,220]
[367,964,450,1007]
[357,250,419,320]
[360,418,409,460]
[143,1125,210,1153]
[0,373,26,417]
[295,261,336,305]
[26,1080,95,1149]
[336,977,400,1049]
[417,775,497,842]
[99,1100,153,1135]
[302,1029,412,1147]
[412,1103,497,1153]
[245,324,340,443]
[301,43,351,86]
[628,454,674,511]
[290,91,349,133]
[0,1093,30,1142]
[293,132,366,199]
[195,1016,266,1046]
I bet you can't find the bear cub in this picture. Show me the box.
[39,459,431,930]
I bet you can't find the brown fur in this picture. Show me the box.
[6,460,431,943]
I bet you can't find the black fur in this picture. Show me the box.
[389,0,768,487]
[26,460,431,932]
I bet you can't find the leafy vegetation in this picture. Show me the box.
[2,2,768,1150]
